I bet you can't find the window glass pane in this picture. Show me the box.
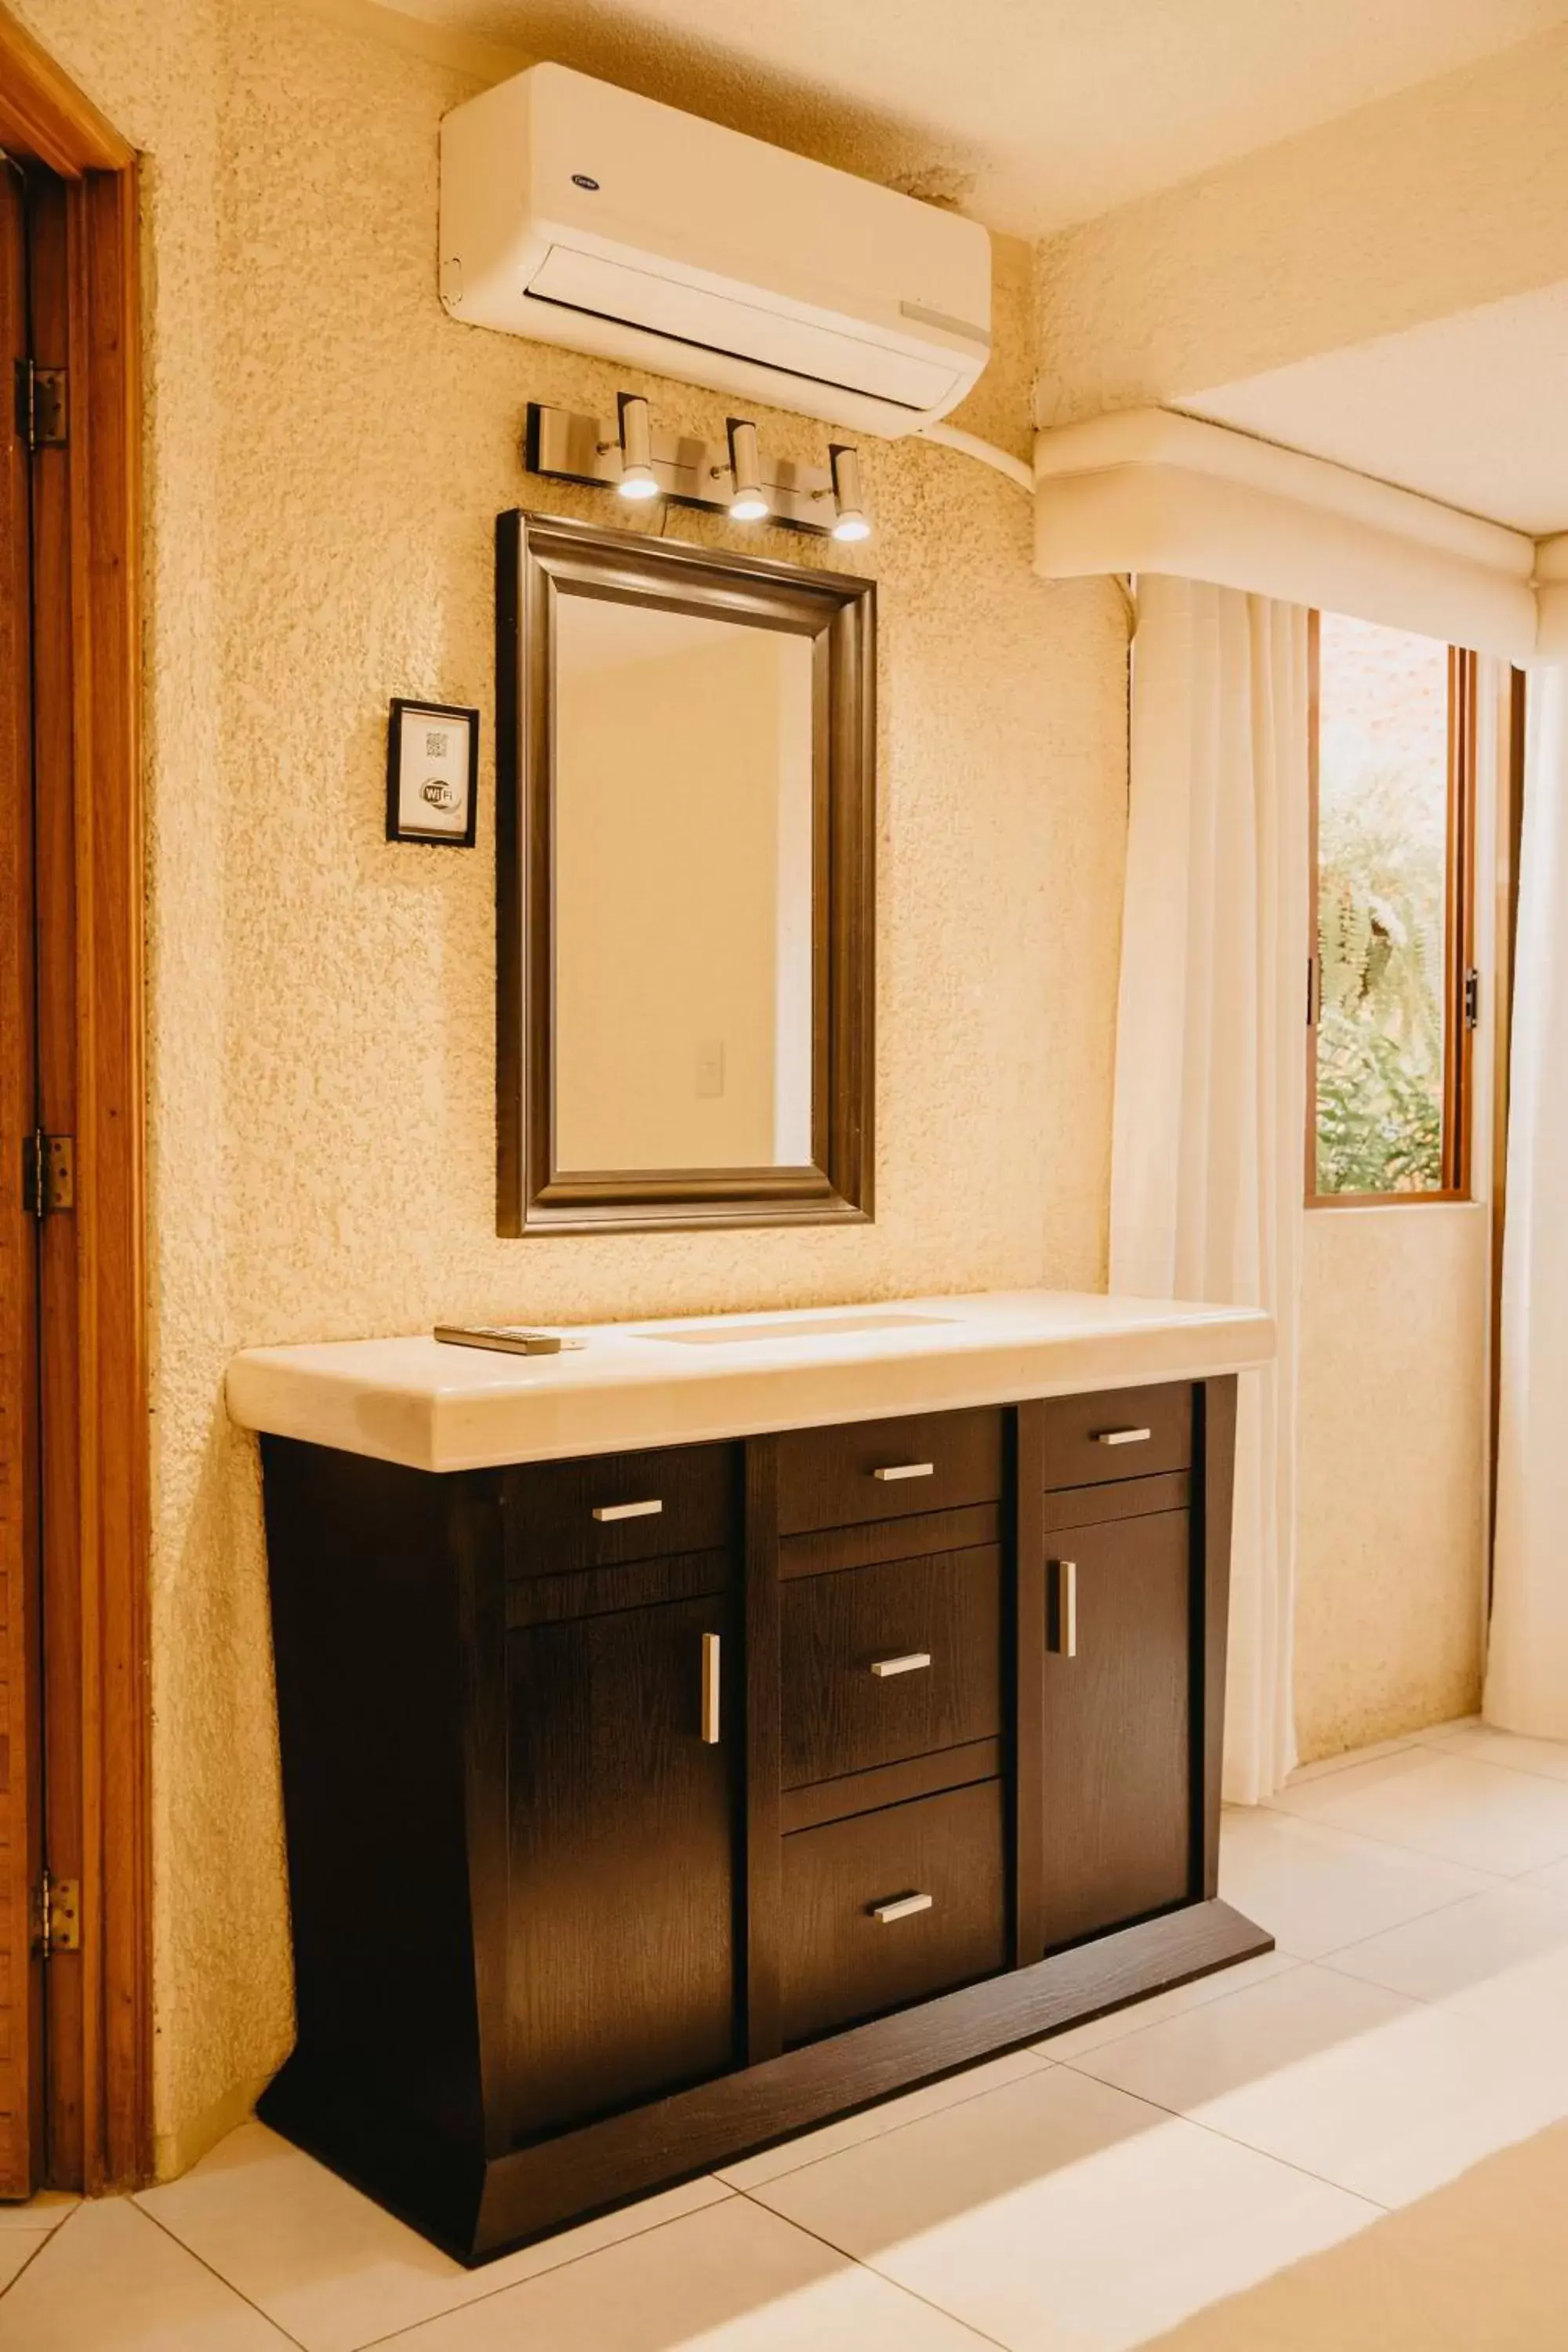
[1315,613,1450,1196]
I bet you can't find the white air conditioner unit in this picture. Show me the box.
[438,64,991,439]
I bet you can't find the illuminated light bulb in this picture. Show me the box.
[829,444,872,543]
[615,394,659,502]
[727,419,771,522]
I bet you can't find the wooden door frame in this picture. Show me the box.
[0,5,151,2191]
[1488,670,1527,1579]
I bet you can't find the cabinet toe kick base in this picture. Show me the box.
[259,1898,1271,2264]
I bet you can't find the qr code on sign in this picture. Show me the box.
[425,728,449,758]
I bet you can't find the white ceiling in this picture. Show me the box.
[1184,278,1568,537]
[383,0,1568,236]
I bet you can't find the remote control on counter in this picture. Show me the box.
[432,1325,586,1356]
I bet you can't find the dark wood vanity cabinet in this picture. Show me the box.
[257,1376,1267,2263]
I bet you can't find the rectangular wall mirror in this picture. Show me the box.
[496,512,875,1234]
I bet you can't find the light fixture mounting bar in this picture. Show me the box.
[525,403,842,535]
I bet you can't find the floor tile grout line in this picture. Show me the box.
[1272,1742,1568,1820]
[1048,2057,1396,2217]
[1260,1788,1568,1882]
[0,2210,75,2303]
[1269,1880,1531,1963]
[1240,1801,1514,1881]
[728,2181,1019,2352]
[1282,1739,1422,1788]
[347,2180,1016,2352]
[1276,1720,1482,1793]
[1254,1800,1564,1879]
[1308,1954,1441,2002]
[343,2185,744,2352]
[1022,1958,1308,2064]
[713,2047,1058,2194]
[131,2197,315,2350]
[1414,1745,1568,1797]
[1305,1880,1568,1977]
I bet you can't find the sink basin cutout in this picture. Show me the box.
[644,1312,956,1347]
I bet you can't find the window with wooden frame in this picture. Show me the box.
[1307,610,1477,1205]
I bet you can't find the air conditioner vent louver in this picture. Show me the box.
[524,248,962,414]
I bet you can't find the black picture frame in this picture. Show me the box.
[386,696,480,846]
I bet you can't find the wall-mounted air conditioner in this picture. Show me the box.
[438,64,991,438]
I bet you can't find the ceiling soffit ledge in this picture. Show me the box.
[1033,408,1554,663]
[1534,535,1568,662]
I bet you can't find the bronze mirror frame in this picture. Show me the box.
[495,510,876,1236]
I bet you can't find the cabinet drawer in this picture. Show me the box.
[781,1547,1002,1788]
[779,1780,1006,2045]
[1040,1383,1192,1490]
[504,1443,739,1577]
[776,1408,1004,1537]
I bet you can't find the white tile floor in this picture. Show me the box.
[12,1715,1568,2350]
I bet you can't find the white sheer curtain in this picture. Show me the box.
[1111,576,1309,1803]
[1486,666,1568,1733]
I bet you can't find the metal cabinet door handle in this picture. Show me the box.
[700,1632,721,1743]
[872,1462,935,1483]
[592,1497,663,1522]
[1048,1559,1077,1658]
[869,1652,932,1679]
[870,1891,933,1923]
[1094,1428,1151,1446]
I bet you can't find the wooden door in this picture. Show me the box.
[0,10,150,2193]
[506,1590,739,2143]
[1041,1508,1195,1951]
[0,161,43,2200]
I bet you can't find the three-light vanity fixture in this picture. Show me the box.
[524,395,873,542]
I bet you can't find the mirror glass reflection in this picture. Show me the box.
[552,593,815,1174]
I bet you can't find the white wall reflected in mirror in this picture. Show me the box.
[552,592,815,1174]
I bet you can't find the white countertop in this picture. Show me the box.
[225,1290,1275,1474]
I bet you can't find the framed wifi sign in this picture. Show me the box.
[387,697,480,846]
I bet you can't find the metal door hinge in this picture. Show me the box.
[13,358,67,450]
[34,1871,81,1959]
[1465,968,1481,1030]
[23,1131,74,1217]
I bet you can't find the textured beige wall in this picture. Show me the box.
[15,0,1131,2171]
[1294,1206,1487,1761]
[1035,25,1568,423]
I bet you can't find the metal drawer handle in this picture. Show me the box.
[871,1891,934,1924]
[700,1632,721,1744]
[592,1498,663,1522]
[873,1462,935,1483]
[1095,1428,1152,1446]
[869,1652,932,1679]
[1048,1559,1077,1658]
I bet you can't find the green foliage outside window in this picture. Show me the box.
[1315,759,1446,1196]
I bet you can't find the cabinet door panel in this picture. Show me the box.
[506,1593,737,2142]
[1041,1509,1193,1949]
